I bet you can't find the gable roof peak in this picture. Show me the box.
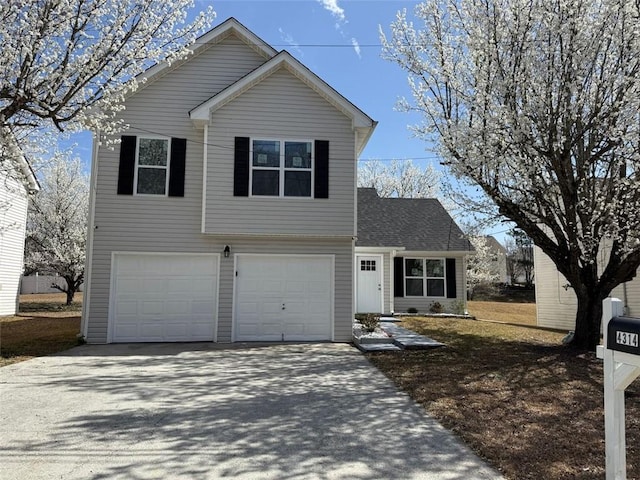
[139,17,278,86]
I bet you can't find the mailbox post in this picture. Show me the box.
[596,298,640,480]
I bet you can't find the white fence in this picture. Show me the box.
[20,274,84,294]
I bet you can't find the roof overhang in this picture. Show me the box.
[189,51,376,155]
[16,155,39,194]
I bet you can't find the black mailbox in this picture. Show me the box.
[608,316,640,355]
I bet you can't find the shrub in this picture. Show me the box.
[359,313,380,332]
[407,307,418,314]
[429,302,444,314]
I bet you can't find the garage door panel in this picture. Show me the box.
[110,254,218,343]
[191,300,216,315]
[235,256,332,342]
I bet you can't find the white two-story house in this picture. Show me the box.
[81,18,376,343]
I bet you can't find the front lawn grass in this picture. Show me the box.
[367,316,640,480]
[467,300,538,327]
[0,294,82,367]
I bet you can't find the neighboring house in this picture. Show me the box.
[485,235,508,284]
[81,18,376,343]
[355,188,472,315]
[0,157,39,315]
[534,246,639,330]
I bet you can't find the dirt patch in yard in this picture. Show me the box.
[0,315,81,366]
[367,316,640,480]
[467,300,538,327]
[1,294,83,366]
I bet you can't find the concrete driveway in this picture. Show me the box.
[0,343,504,480]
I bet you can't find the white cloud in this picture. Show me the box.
[278,27,304,58]
[351,38,361,59]
[318,0,345,22]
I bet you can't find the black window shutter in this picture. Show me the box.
[234,137,250,197]
[314,140,329,199]
[446,258,457,298]
[117,135,137,195]
[168,138,186,197]
[394,257,404,297]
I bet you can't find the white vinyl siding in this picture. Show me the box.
[534,246,640,331]
[204,68,356,236]
[0,175,28,315]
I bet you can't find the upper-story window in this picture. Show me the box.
[251,139,313,197]
[405,258,446,297]
[135,137,170,195]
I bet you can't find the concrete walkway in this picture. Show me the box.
[0,343,504,480]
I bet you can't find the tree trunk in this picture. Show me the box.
[571,288,605,350]
[63,275,78,305]
[65,289,74,306]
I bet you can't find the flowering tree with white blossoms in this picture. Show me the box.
[25,156,88,305]
[466,234,501,299]
[0,0,214,175]
[358,159,442,198]
[381,0,640,349]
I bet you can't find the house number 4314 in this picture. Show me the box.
[616,331,639,348]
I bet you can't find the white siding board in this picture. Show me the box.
[0,175,28,315]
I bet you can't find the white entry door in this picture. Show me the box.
[356,255,382,313]
[234,255,333,341]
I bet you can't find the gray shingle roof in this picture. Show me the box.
[356,188,472,252]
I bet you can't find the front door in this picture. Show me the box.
[356,255,382,313]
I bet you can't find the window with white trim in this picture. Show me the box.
[135,137,170,195]
[251,139,313,197]
[405,258,445,297]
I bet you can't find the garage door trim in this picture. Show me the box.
[108,251,220,343]
[232,253,335,342]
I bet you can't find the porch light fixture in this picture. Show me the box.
[223,245,230,258]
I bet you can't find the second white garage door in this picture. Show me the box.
[109,253,218,342]
[234,255,333,341]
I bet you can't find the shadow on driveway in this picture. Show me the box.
[0,343,503,480]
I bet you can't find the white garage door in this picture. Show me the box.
[234,255,333,341]
[110,253,218,342]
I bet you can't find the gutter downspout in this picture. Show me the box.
[80,131,100,341]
